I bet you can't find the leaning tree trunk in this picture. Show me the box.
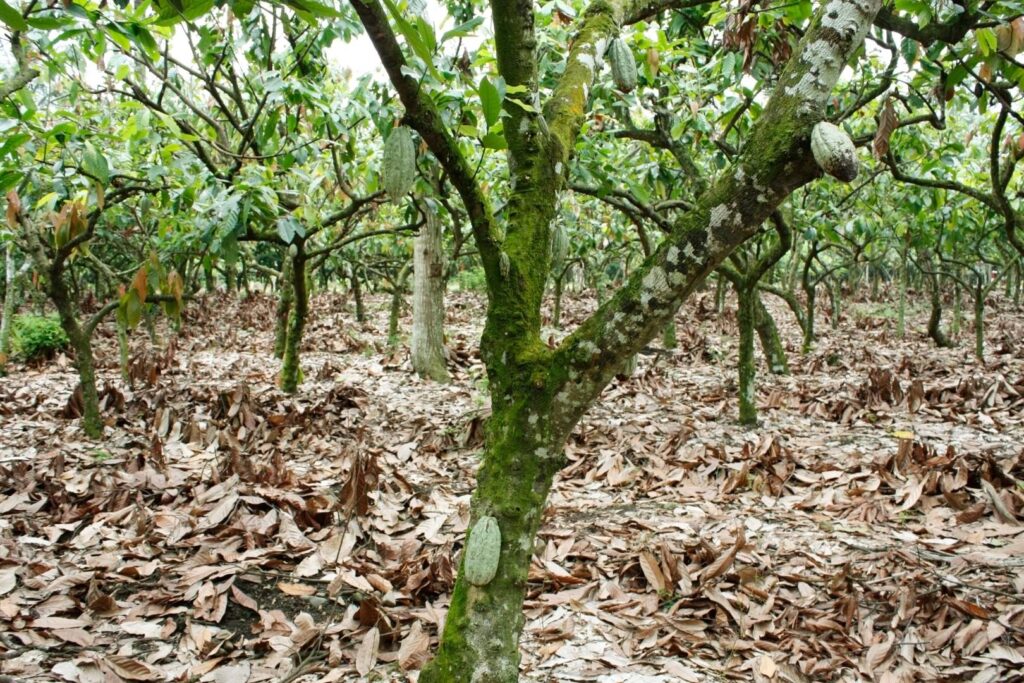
[273,254,294,359]
[411,210,450,382]
[279,246,308,393]
[754,293,788,374]
[924,262,953,348]
[736,286,758,425]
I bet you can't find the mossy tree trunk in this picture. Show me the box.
[352,0,882,678]
[274,253,294,359]
[411,208,450,382]
[279,243,308,393]
[736,286,758,424]
[720,214,791,424]
[754,293,788,374]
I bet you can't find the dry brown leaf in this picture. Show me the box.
[104,655,162,681]
[398,621,431,671]
[355,626,380,676]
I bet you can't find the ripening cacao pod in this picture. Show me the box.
[810,122,859,182]
[463,515,501,586]
[608,38,637,93]
[382,126,416,200]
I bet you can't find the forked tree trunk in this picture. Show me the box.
[352,0,886,678]
[411,210,450,382]
[274,254,294,359]
[280,247,308,393]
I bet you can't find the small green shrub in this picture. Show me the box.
[452,266,487,292]
[12,314,69,361]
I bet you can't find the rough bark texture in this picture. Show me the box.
[353,0,883,679]
[754,294,789,374]
[274,254,294,359]
[736,287,758,424]
[279,247,308,393]
[411,210,450,383]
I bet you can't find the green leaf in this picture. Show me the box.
[0,0,27,31]
[441,16,483,43]
[82,143,111,185]
[479,77,502,129]
[482,132,506,150]
[976,28,998,57]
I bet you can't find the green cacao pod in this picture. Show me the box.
[608,38,637,93]
[810,122,859,182]
[382,126,416,200]
[463,515,501,586]
[499,251,511,279]
[550,224,567,267]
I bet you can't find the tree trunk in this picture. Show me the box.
[754,293,788,374]
[0,243,16,372]
[552,274,563,329]
[736,286,758,425]
[116,318,130,383]
[951,282,962,337]
[420,397,564,682]
[274,254,294,359]
[662,318,677,350]
[279,247,308,393]
[715,273,727,313]
[203,259,216,293]
[411,210,450,382]
[388,283,403,349]
[827,280,841,330]
[925,264,953,348]
[50,276,102,438]
[350,267,366,323]
[802,283,815,353]
[973,287,985,361]
[897,240,908,338]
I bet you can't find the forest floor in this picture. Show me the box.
[1,286,1023,683]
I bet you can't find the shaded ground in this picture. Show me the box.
[1,286,1022,682]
